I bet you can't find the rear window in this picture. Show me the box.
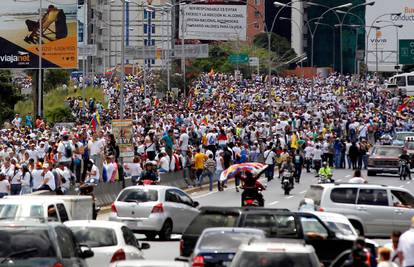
[244,214,298,237]
[371,147,402,156]
[0,228,56,258]
[304,186,323,206]
[199,231,263,250]
[117,189,158,203]
[408,76,414,86]
[330,188,357,204]
[396,76,406,87]
[235,251,317,267]
[70,227,118,247]
[0,204,44,219]
[0,204,19,219]
[184,213,239,235]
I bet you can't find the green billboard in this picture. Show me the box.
[399,40,414,65]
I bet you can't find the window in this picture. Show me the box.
[56,204,69,223]
[396,76,406,87]
[121,226,139,248]
[70,227,118,247]
[175,189,193,206]
[117,189,158,203]
[144,39,147,46]
[144,9,155,19]
[143,24,148,34]
[0,204,18,219]
[300,216,329,239]
[165,190,181,203]
[330,188,357,204]
[391,190,414,208]
[55,226,78,258]
[408,76,414,86]
[184,213,239,235]
[47,205,59,222]
[244,214,298,237]
[357,189,389,206]
[151,24,156,34]
[151,39,155,46]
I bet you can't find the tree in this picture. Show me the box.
[0,70,21,125]
[44,69,70,92]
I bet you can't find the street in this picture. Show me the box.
[98,168,413,260]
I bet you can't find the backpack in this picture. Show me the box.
[64,142,72,158]
[208,135,215,145]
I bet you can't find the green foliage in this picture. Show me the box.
[44,69,70,92]
[253,32,296,62]
[45,106,75,123]
[0,70,22,125]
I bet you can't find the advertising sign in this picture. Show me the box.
[399,39,414,65]
[179,4,247,41]
[366,0,414,71]
[112,119,134,158]
[0,0,77,69]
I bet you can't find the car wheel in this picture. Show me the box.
[367,170,376,176]
[350,220,364,236]
[159,219,173,241]
[145,232,157,240]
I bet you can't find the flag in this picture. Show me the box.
[188,99,193,109]
[90,111,101,132]
[208,68,214,77]
[153,98,160,108]
[397,96,414,112]
[95,111,101,126]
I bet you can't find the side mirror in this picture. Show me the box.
[79,245,94,259]
[193,201,199,208]
[140,242,150,250]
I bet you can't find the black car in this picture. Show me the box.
[0,220,93,267]
[180,207,375,266]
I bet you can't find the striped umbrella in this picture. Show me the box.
[219,162,268,182]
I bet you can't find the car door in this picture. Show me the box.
[164,189,184,232]
[299,214,353,265]
[56,203,69,223]
[175,189,200,231]
[356,188,394,236]
[391,189,414,232]
[121,226,143,260]
[55,226,86,267]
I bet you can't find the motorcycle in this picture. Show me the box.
[318,174,335,184]
[399,160,410,181]
[77,179,100,220]
[241,187,264,207]
[281,171,294,195]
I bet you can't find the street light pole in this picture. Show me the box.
[120,0,125,120]
[180,4,186,97]
[314,22,335,69]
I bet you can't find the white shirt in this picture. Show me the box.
[89,140,104,156]
[0,179,10,193]
[348,177,366,184]
[125,163,142,177]
[312,149,323,160]
[31,169,43,189]
[398,228,414,266]
[160,156,170,172]
[264,150,276,165]
[90,165,100,181]
[179,133,189,151]
[206,133,217,146]
[42,171,56,191]
[57,141,74,162]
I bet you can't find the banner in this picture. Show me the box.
[179,4,247,41]
[0,0,77,69]
[112,119,134,158]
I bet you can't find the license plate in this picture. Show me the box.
[124,220,140,228]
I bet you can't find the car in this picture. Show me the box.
[379,83,405,97]
[190,227,266,267]
[109,185,200,240]
[229,239,320,267]
[65,220,150,266]
[301,183,414,237]
[367,145,403,176]
[109,260,188,267]
[0,220,93,267]
[392,131,414,146]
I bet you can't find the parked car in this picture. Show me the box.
[109,260,188,267]
[367,145,403,176]
[0,220,93,267]
[230,239,320,267]
[392,131,414,146]
[300,183,414,237]
[65,220,150,266]
[109,185,200,240]
[191,227,266,267]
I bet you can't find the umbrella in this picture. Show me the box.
[219,162,268,182]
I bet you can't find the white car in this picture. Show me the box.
[64,220,150,266]
[109,185,200,240]
[109,260,188,267]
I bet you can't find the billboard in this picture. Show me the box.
[179,4,247,41]
[0,0,77,69]
[112,119,134,158]
[366,0,414,71]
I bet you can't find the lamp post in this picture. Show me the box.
[314,22,335,69]
[376,20,403,71]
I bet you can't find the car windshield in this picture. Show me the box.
[199,231,262,251]
[372,147,402,156]
[184,213,239,235]
[0,204,44,220]
[69,226,118,247]
[325,221,356,237]
[236,251,316,267]
[117,189,158,203]
[0,228,56,258]
[406,142,414,150]
[396,133,413,141]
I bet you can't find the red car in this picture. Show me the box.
[367,145,403,176]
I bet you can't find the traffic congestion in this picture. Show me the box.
[1,69,414,267]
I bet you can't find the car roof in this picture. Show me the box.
[239,238,313,253]
[201,227,265,235]
[122,185,179,191]
[300,211,350,223]
[0,198,65,204]
[110,260,187,267]
[199,206,290,214]
[371,145,402,148]
[64,220,126,229]
[310,183,403,190]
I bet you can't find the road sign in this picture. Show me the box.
[249,57,259,66]
[173,44,209,58]
[125,44,209,60]
[229,54,249,63]
[399,39,414,65]
[78,44,97,57]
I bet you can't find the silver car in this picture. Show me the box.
[300,183,414,237]
[109,185,200,240]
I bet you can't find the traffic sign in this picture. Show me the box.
[125,44,209,60]
[78,44,97,57]
[399,39,414,65]
[229,54,249,63]
[249,57,259,66]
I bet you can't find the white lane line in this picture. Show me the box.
[337,179,342,182]
[192,191,216,199]
[269,201,279,206]
[345,175,351,178]
[406,181,411,184]
[400,185,405,188]
[300,190,307,194]
[285,196,294,199]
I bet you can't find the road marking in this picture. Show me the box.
[345,175,351,178]
[300,190,306,194]
[269,201,279,205]
[400,185,405,188]
[406,181,411,184]
[337,179,342,182]
[192,191,216,199]
[285,196,294,199]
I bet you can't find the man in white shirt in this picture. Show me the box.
[397,216,414,267]
[264,146,276,182]
[38,163,56,191]
[57,135,74,167]
[179,128,189,167]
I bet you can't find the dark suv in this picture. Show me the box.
[180,207,375,266]
[0,221,93,267]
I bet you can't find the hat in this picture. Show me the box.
[89,159,94,164]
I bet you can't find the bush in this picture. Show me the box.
[44,69,70,92]
[45,106,75,124]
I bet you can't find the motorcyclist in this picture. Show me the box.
[241,171,265,206]
[139,161,159,184]
[280,156,295,187]
[399,149,411,180]
[318,161,333,182]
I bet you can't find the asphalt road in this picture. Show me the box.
[98,168,414,261]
